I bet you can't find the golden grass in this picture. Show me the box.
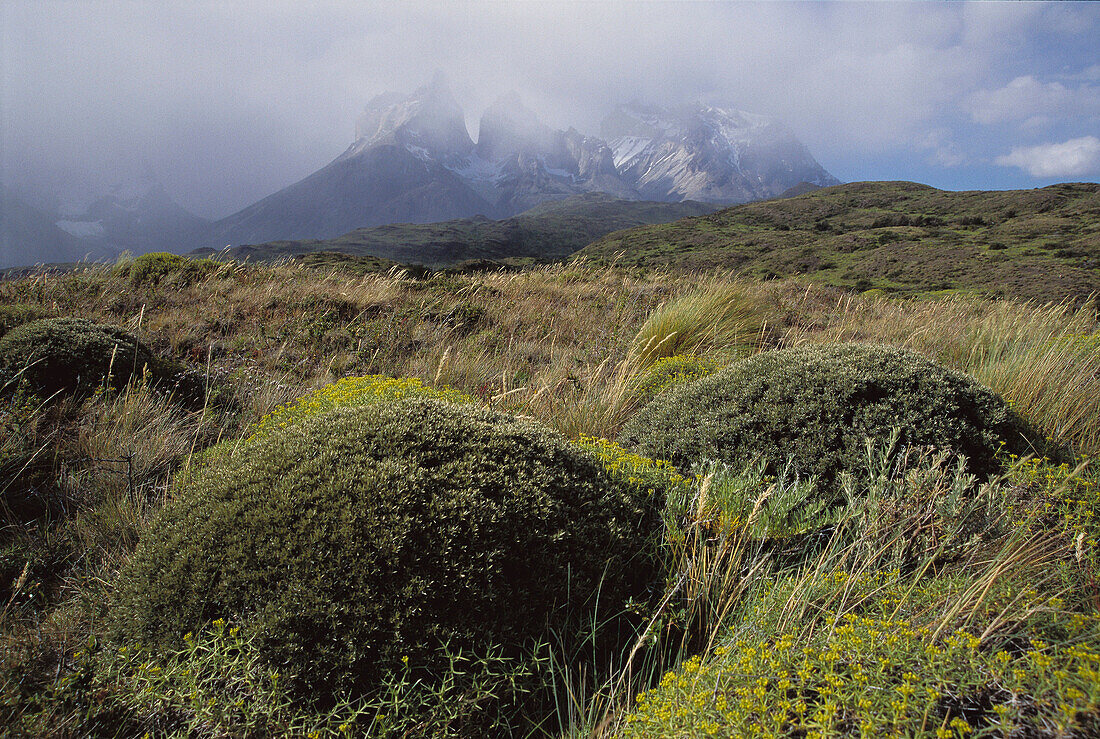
[629,280,773,367]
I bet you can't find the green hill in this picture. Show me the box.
[579,181,1100,303]
[198,192,718,268]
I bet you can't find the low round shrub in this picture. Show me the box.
[618,343,1033,489]
[116,252,218,288]
[0,318,159,397]
[111,398,662,718]
[0,303,55,338]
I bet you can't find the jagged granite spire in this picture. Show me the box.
[353,71,473,160]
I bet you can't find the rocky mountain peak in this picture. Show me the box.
[353,72,473,159]
[600,101,838,203]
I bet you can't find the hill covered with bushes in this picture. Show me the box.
[2,255,1099,736]
[581,181,1100,303]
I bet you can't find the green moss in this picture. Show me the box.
[111,398,662,719]
[618,343,1033,490]
[250,374,474,439]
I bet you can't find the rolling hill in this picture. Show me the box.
[578,181,1100,303]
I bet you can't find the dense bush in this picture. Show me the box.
[111,398,662,722]
[619,343,1033,490]
[0,318,160,398]
[115,252,218,288]
[0,317,211,410]
[0,303,54,338]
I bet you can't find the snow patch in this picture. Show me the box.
[610,136,653,169]
[56,220,106,239]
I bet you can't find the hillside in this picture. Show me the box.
[580,181,1100,303]
[200,192,718,267]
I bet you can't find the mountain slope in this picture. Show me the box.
[199,192,719,267]
[601,103,839,204]
[208,144,494,246]
[1,189,95,267]
[578,181,1100,303]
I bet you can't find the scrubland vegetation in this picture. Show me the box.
[2,252,1099,737]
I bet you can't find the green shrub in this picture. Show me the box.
[111,398,662,724]
[630,354,721,409]
[0,317,210,410]
[115,252,218,288]
[622,575,1100,738]
[0,303,54,338]
[0,318,159,398]
[618,343,1034,490]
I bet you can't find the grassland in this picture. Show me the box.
[580,181,1100,304]
[1,251,1099,736]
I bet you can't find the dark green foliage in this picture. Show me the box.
[0,318,158,398]
[213,192,719,268]
[111,398,661,714]
[0,303,54,338]
[116,252,218,288]
[619,343,1034,490]
[0,317,210,410]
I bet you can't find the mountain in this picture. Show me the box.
[467,93,635,215]
[54,175,209,258]
[208,74,493,247]
[601,103,839,204]
[196,192,719,267]
[0,188,97,268]
[578,181,1100,303]
[202,76,837,250]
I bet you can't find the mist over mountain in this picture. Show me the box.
[602,103,840,203]
[0,189,92,267]
[201,76,838,251]
[0,176,208,268]
[2,75,839,266]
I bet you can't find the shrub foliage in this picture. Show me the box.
[115,252,218,288]
[111,398,662,713]
[618,343,1033,488]
[0,317,160,397]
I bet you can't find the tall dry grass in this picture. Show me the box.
[629,279,774,367]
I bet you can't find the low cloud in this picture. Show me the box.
[966,74,1100,125]
[995,136,1100,178]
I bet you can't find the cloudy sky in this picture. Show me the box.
[3,1,1098,220]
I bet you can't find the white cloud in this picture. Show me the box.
[995,136,1100,178]
[919,128,966,168]
[966,75,1100,125]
